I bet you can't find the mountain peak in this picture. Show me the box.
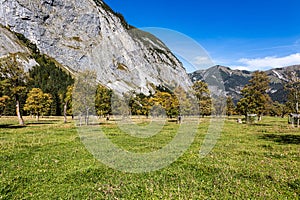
[189,64,300,103]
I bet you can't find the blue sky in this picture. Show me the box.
[104,0,300,72]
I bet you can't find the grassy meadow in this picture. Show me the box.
[0,116,299,199]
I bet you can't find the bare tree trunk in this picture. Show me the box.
[296,93,299,128]
[258,115,262,121]
[63,102,67,123]
[85,108,89,125]
[79,114,82,126]
[16,100,24,126]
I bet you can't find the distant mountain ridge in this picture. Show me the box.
[189,65,300,103]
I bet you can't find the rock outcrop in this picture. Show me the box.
[0,25,38,71]
[0,0,192,94]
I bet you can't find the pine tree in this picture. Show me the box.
[28,55,74,116]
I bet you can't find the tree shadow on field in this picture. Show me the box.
[26,119,63,125]
[251,123,272,127]
[26,122,58,125]
[0,120,62,129]
[260,134,300,145]
[0,124,26,129]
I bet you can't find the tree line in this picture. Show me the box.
[1,57,300,126]
[230,71,300,121]
[1,48,299,125]
[0,52,74,125]
[69,70,214,125]
[0,56,215,125]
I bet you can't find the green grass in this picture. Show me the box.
[0,116,299,199]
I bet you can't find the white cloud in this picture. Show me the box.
[231,66,251,71]
[193,56,213,66]
[232,53,300,71]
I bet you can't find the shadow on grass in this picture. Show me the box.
[0,120,63,129]
[260,134,300,145]
[26,121,58,125]
[0,124,26,129]
[26,119,64,125]
[250,123,272,127]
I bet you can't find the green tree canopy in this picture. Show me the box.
[0,95,10,117]
[15,31,74,117]
[237,71,272,121]
[226,96,235,116]
[28,56,74,116]
[62,85,74,123]
[23,88,53,121]
[0,54,29,125]
[149,89,179,118]
[95,84,113,117]
[192,81,212,117]
[174,86,196,116]
[128,92,152,117]
[72,70,97,126]
[269,101,289,117]
[285,71,300,114]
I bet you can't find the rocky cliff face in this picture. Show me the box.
[189,65,300,103]
[0,0,191,94]
[0,25,38,71]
